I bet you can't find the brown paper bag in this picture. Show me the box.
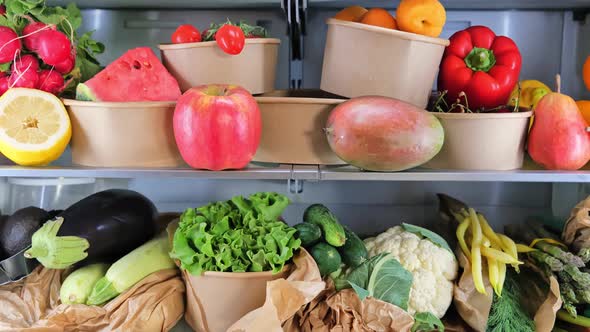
[283,279,414,332]
[453,253,561,332]
[0,266,185,332]
[563,195,590,251]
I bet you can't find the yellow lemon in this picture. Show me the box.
[0,88,71,166]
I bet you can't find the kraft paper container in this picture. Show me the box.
[183,266,290,332]
[63,99,183,167]
[423,111,533,170]
[254,90,346,165]
[320,18,449,108]
[159,39,280,94]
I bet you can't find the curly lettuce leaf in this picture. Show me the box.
[170,192,300,275]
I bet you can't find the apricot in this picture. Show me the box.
[396,0,446,37]
[334,6,368,22]
[359,8,397,30]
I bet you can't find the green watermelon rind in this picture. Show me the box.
[76,83,98,101]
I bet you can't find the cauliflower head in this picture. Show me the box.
[364,226,458,318]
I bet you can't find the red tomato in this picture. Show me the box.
[215,24,245,55]
[171,24,201,44]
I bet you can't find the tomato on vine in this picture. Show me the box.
[171,24,201,44]
[215,24,245,55]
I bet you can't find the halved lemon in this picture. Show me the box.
[0,88,71,166]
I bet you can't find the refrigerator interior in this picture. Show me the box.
[3,1,590,330]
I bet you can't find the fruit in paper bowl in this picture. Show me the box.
[325,96,444,171]
[173,84,261,171]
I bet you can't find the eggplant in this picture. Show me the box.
[24,189,158,269]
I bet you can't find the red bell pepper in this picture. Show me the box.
[438,26,522,110]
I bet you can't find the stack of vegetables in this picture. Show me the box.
[293,204,368,277]
[21,189,176,306]
[506,221,590,330]
[439,194,551,332]
[294,203,458,331]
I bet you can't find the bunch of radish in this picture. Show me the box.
[0,15,74,96]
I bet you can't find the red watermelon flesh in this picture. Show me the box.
[76,47,181,102]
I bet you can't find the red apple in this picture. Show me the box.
[173,84,261,170]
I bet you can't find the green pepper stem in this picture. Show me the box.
[465,47,496,72]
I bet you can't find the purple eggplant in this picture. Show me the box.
[24,189,158,269]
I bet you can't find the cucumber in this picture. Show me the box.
[60,263,109,305]
[303,204,346,247]
[338,226,368,268]
[310,242,342,277]
[86,233,175,305]
[293,223,322,247]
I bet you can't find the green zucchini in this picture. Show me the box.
[60,263,109,305]
[303,204,346,247]
[86,234,175,306]
[310,242,342,277]
[338,226,368,268]
[293,223,322,247]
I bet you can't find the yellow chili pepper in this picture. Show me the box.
[530,238,567,249]
[498,233,520,272]
[516,244,537,253]
[481,247,522,265]
[488,257,500,297]
[456,217,471,257]
[469,209,486,295]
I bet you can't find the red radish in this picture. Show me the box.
[0,5,6,16]
[0,27,21,64]
[0,74,9,95]
[9,70,39,89]
[22,22,55,51]
[38,69,65,94]
[35,29,71,65]
[54,52,75,74]
[11,54,40,73]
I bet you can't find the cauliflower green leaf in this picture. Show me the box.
[345,253,413,310]
[402,223,452,253]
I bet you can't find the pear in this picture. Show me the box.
[528,75,590,170]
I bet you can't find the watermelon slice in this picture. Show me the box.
[76,47,181,102]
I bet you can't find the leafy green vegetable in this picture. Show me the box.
[402,223,452,253]
[486,270,535,332]
[345,253,413,310]
[0,0,104,97]
[170,192,301,275]
[412,312,444,332]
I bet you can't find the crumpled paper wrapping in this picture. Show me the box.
[227,249,326,332]
[453,252,561,332]
[282,279,414,332]
[563,195,590,252]
[0,266,185,332]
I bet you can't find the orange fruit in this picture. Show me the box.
[576,100,590,125]
[583,56,590,91]
[334,6,368,22]
[359,8,397,30]
[396,0,446,37]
